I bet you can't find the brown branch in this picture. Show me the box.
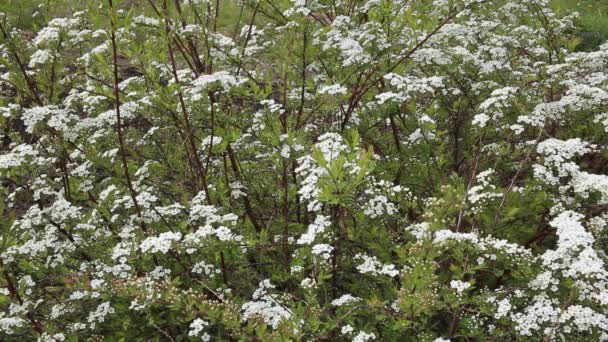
[340,5,472,130]
[163,0,211,201]
[0,259,43,334]
[226,144,263,232]
[491,128,544,232]
[108,0,146,232]
[0,21,44,106]
[236,1,260,76]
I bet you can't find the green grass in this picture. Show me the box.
[0,0,255,39]
[1,0,606,51]
[552,0,608,50]
[0,0,78,31]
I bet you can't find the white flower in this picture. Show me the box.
[300,277,316,289]
[352,331,376,342]
[472,113,491,127]
[242,280,292,329]
[331,294,361,307]
[311,243,333,260]
[87,302,114,327]
[341,324,354,334]
[28,49,52,67]
[449,280,471,294]
[319,84,348,95]
[298,215,331,244]
[363,195,397,218]
[355,254,399,277]
[280,144,291,158]
[139,231,182,254]
[188,318,211,341]
[0,313,25,334]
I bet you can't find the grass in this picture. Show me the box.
[0,0,255,40]
[1,0,606,50]
[552,0,608,50]
[0,0,78,31]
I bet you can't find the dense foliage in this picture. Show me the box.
[1,0,607,340]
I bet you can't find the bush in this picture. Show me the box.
[1,0,607,340]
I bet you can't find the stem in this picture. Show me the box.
[340,5,470,130]
[296,21,308,129]
[163,0,211,201]
[236,1,260,76]
[226,144,263,232]
[1,260,43,334]
[0,22,44,106]
[108,0,146,232]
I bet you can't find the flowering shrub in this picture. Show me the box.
[1,0,607,340]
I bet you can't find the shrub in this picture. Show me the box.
[0,0,607,340]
